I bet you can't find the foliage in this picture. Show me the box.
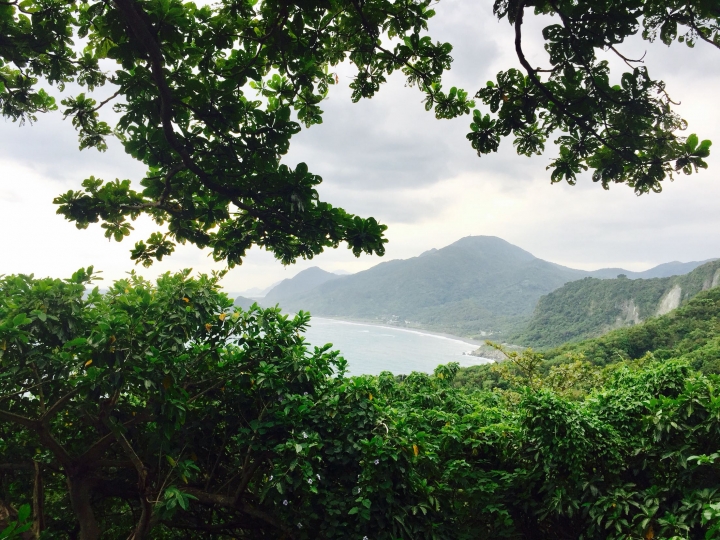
[458,280,720,394]
[0,0,478,267]
[3,270,720,539]
[458,342,603,400]
[0,504,32,539]
[1,0,716,268]
[512,259,720,349]
[471,0,716,194]
[540,284,720,375]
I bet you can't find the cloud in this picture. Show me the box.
[0,0,718,294]
[0,111,146,185]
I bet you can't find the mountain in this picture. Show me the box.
[513,259,720,348]
[234,295,257,310]
[262,267,341,304]
[235,280,283,298]
[586,259,716,280]
[271,236,590,338]
[259,236,716,340]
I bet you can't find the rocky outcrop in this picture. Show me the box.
[657,284,682,316]
[712,269,720,289]
[618,299,642,326]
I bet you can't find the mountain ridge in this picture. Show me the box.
[260,236,584,337]
[239,236,715,341]
[512,259,720,348]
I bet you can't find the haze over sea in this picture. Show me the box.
[302,317,492,376]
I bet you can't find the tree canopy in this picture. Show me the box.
[0,0,715,266]
[470,0,716,194]
[3,270,720,538]
[2,0,720,537]
[2,0,466,267]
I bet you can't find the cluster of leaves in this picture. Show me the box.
[3,0,716,272]
[469,0,716,193]
[2,269,720,538]
[0,0,478,267]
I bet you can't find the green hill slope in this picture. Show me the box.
[541,285,720,374]
[513,260,720,349]
[275,236,588,338]
[456,284,720,390]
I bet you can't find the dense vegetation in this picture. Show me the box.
[542,286,720,375]
[513,260,720,348]
[3,270,720,538]
[457,283,720,393]
[2,0,719,537]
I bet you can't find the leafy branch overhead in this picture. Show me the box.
[0,0,716,268]
[1,0,470,266]
[471,0,716,194]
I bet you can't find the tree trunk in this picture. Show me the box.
[32,461,44,537]
[67,475,101,540]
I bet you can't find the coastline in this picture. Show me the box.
[309,316,486,348]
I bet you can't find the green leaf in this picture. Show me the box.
[12,314,30,326]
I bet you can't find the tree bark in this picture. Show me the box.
[66,475,101,540]
[32,461,44,537]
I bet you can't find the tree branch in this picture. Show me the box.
[608,45,646,69]
[80,411,153,465]
[41,386,81,423]
[112,0,256,205]
[181,487,291,535]
[0,408,37,428]
[0,381,48,403]
[104,418,152,539]
[93,89,122,112]
[512,1,622,156]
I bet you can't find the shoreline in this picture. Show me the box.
[309,316,486,348]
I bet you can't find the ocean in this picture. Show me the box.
[301,317,492,376]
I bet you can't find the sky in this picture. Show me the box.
[1,0,719,296]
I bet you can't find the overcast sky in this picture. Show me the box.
[1,0,719,295]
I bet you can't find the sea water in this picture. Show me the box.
[302,317,492,376]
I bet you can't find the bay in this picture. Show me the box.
[302,317,493,376]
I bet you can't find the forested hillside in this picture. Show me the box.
[272,236,587,337]
[457,284,720,391]
[512,259,720,348]
[542,285,720,373]
[261,237,715,340]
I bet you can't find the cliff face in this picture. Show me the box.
[512,260,720,349]
[656,285,682,316]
